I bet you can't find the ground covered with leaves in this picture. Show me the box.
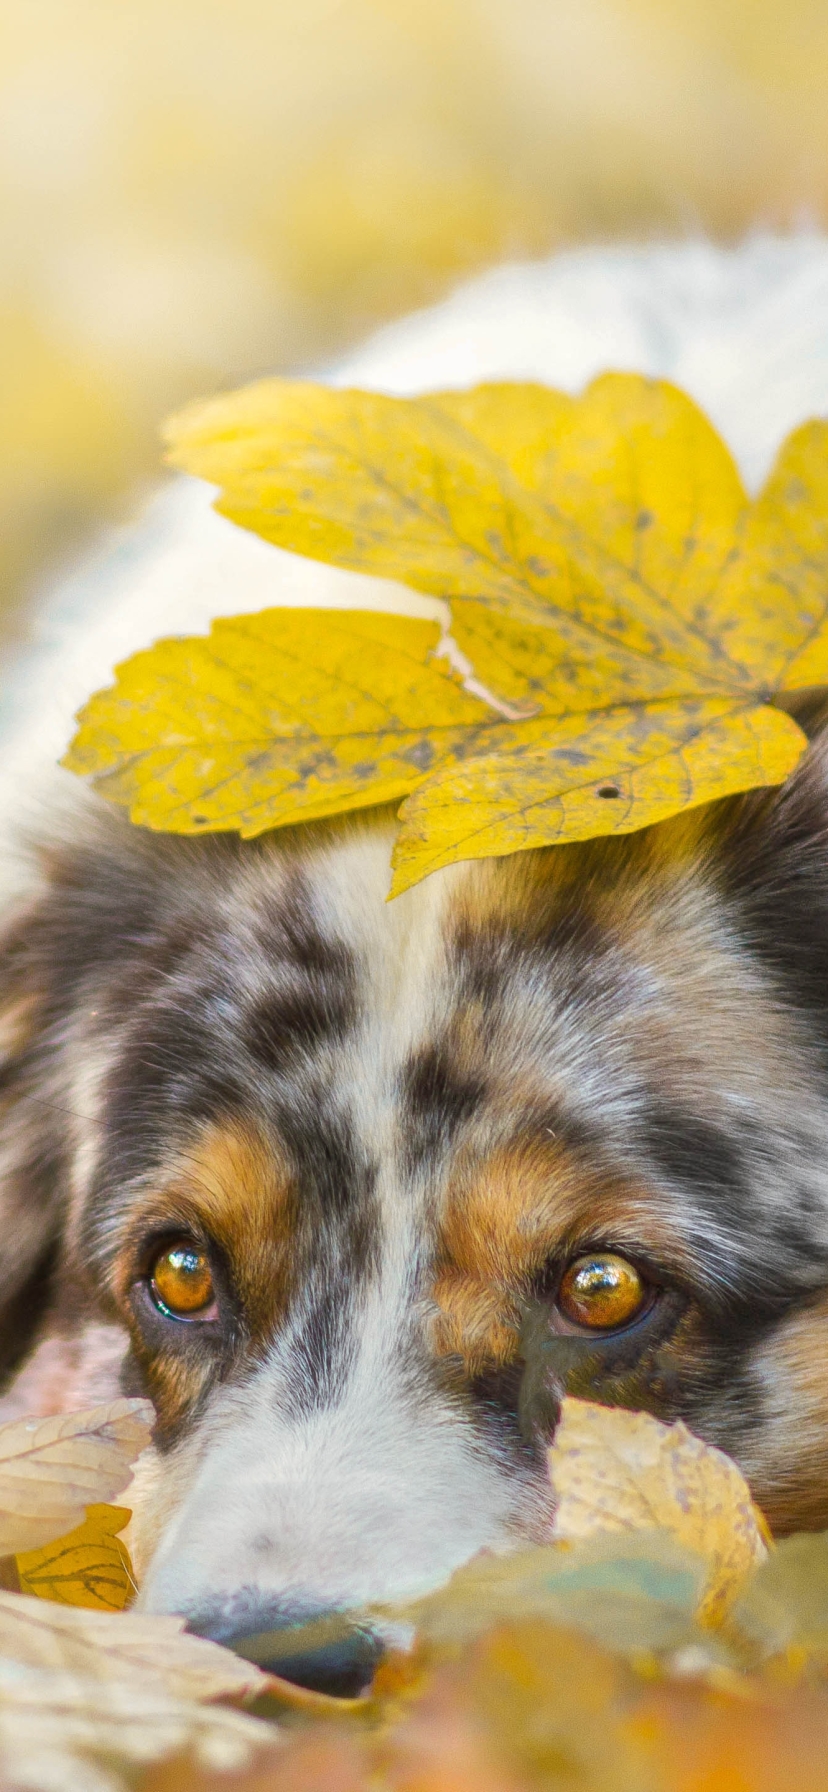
[0,1396,827,1790]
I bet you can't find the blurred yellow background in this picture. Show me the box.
[2,0,828,631]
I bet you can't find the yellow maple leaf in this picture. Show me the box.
[63,609,491,833]
[14,1504,136,1611]
[547,1398,769,1628]
[63,375,828,893]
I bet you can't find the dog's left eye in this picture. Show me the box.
[556,1252,649,1331]
[149,1241,217,1321]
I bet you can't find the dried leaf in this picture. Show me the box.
[548,1398,769,1625]
[378,1619,653,1792]
[59,370,828,893]
[373,1614,828,1792]
[0,1591,267,1701]
[15,1505,135,1611]
[384,1531,711,1662]
[729,1532,828,1669]
[0,1401,153,1555]
[0,1660,276,1792]
[141,1727,370,1792]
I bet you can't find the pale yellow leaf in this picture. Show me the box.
[390,698,804,892]
[0,1591,267,1701]
[547,1398,769,1627]
[15,1505,135,1612]
[0,1401,153,1556]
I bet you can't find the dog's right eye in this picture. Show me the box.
[149,1241,217,1321]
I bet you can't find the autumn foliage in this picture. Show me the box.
[63,373,828,893]
[0,1396,827,1789]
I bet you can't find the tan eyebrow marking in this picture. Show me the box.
[431,1136,692,1376]
[108,1119,300,1433]
[170,1122,296,1314]
[431,1140,588,1374]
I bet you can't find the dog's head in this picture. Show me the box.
[4,707,828,1687]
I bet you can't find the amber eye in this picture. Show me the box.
[557,1252,648,1331]
[149,1242,216,1319]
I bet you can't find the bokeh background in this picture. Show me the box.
[3,0,828,639]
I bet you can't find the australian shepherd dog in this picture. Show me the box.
[1,237,828,1694]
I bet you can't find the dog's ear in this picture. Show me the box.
[0,810,169,1387]
[711,690,828,1051]
[0,884,71,1383]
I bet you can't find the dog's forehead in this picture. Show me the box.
[77,813,828,1306]
[83,820,739,1191]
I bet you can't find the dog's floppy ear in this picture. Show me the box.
[0,809,169,1388]
[0,883,72,1384]
[713,690,828,1049]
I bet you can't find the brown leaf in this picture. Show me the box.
[378,1620,650,1792]
[378,1617,828,1792]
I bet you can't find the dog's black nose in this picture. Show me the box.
[196,1610,384,1698]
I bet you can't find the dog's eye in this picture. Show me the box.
[556,1252,647,1331]
[149,1241,216,1320]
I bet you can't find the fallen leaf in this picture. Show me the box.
[729,1532,828,1672]
[548,1398,769,1626]
[60,373,828,892]
[0,1659,276,1792]
[141,1727,369,1792]
[386,1531,712,1663]
[378,1618,652,1792]
[378,1615,828,1792]
[626,1667,828,1792]
[0,1591,268,1700]
[137,1618,828,1792]
[15,1505,135,1611]
[0,1400,153,1555]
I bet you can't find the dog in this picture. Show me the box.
[2,236,828,1694]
